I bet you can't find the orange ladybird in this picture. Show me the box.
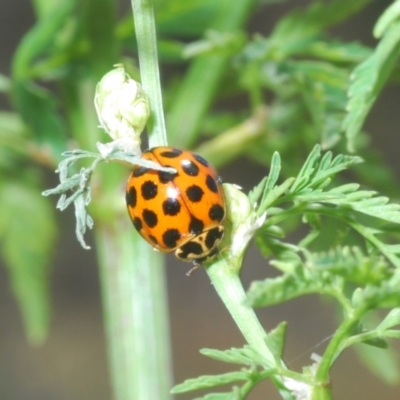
[125,147,226,262]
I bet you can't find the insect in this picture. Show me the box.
[126,147,226,263]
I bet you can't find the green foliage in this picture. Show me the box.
[343,0,400,151]
[0,100,58,346]
[166,0,256,148]
[200,346,269,366]
[0,177,57,345]
[229,0,374,166]
[4,0,400,399]
[267,0,372,57]
[178,140,400,397]
[355,342,399,384]
[11,0,79,158]
[173,371,251,392]
[171,344,277,398]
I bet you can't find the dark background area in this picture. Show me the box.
[1,0,400,399]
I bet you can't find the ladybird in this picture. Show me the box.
[125,147,226,262]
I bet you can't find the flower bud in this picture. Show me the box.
[94,65,150,153]
[223,183,266,264]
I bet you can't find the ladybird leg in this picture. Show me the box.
[186,261,201,276]
[186,245,223,276]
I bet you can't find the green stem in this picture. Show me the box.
[62,78,101,151]
[131,0,167,148]
[312,313,362,400]
[311,386,333,400]
[167,0,256,149]
[64,73,174,398]
[206,258,294,400]
[96,218,173,400]
[96,0,174,394]
[88,3,173,400]
[194,105,268,168]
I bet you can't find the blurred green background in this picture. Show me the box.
[1,0,400,399]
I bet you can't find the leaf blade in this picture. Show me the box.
[0,179,57,345]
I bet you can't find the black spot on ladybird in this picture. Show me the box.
[149,235,158,245]
[205,226,224,249]
[205,175,218,193]
[209,204,225,222]
[193,153,209,167]
[141,181,158,200]
[181,160,199,176]
[196,246,219,263]
[163,229,181,248]
[189,216,204,235]
[159,148,182,158]
[162,198,181,216]
[178,241,203,259]
[126,187,137,208]
[133,217,143,231]
[186,185,204,202]
[143,209,158,228]
[158,166,177,184]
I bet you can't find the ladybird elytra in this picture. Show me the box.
[125,146,226,262]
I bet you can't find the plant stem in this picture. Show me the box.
[88,2,174,400]
[194,105,268,168]
[311,386,333,400]
[167,0,256,149]
[64,73,174,398]
[311,313,362,400]
[131,0,167,148]
[206,258,294,400]
[96,218,173,400]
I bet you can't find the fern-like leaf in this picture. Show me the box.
[200,346,268,367]
[247,261,343,308]
[171,371,249,393]
[305,246,391,284]
[343,4,400,151]
[377,308,400,332]
[269,0,373,58]
[289,145,362,194]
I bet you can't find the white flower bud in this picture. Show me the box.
[223,183,266,261]
[282,377,312,400]
[94,65,150,153]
